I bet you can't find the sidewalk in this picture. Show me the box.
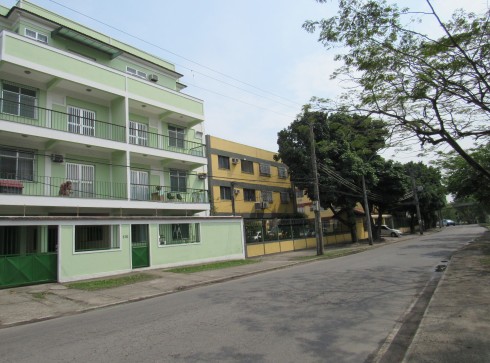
[0,248,321,328]
[1,231,489,362]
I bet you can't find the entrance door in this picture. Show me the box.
[131,224,149,268]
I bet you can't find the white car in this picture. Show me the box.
[379,225,402,237]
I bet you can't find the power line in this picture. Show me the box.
[45,0,303,111]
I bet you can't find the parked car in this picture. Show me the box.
[443,219,456,226]
[379,225,402,237]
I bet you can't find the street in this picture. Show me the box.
[0,226,483,363]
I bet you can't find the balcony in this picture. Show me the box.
[0,100,206,157]
[0,175,208,204]
[0,99,126,143]
[129,127,205,157]
[0,175,127,200]
[130,184,208,203]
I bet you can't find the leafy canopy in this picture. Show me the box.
[304,0,490,179]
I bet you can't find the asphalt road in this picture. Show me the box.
[0,226,481,363]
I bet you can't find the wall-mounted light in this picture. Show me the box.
[24,70,31,75]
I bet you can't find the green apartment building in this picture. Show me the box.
[0,1,244,288]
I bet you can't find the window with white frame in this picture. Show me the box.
[129,121,148,146]
[66,163,94,198]
[261,190,273,203]
[1,82,37,119]
[170,169,187,192]
[74,225,119,252]
[126,66,147,79]
[130,170,149,200]
[278,166,288,179]
[168,125,185,148]
[280,191,290,204]
[0,147,35,180]
[68,106,95,136]
[220,186,232,200]
[259,163,271,176]
[158,223,200,245]
[25,28,48,43]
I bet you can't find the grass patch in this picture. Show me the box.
[66,273,155,291]
[30,291,51,299]
[167,259,258,274]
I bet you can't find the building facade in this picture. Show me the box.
[0,1,244,288]
[206,135,295,218]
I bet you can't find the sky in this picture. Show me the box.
[7,0,490,160]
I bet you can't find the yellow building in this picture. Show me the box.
[206,136,295,218]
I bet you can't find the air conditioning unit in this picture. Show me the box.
[148,74,159,82]
[231,158,240,164]
[255,201,268,210]
[198,173,207,179]
[50,154,64,163]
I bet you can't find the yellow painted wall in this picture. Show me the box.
[208,136,294,216]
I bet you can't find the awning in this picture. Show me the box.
[51,27,122,59]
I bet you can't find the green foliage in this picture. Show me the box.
[403,161,446,228]
[305,0,490,179]
[438,143,490,210]
[167,259,258,274]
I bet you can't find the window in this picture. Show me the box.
[218,155,230,169]
[129,121,148,146]
[278,166,288,179]
[75,225,119,252]
[261,190,273,203]
[1,82,37,118]
[280,192,290,204]
[195,131,203,140]
[244,188,256,202]
[296,189,305,198]
[126,66,147,79]
[259,163,271,176]
[130,170,149,200]
[66,163,94,198]
[158,223,200,245]
[0,147,34,180]
[25,28,48,43]
[68,106,95,136]
[241,160,254,174]
[170,169,187,192]
[220,186,232,200]
[168,125,185,148]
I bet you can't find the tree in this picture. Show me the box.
[438,143,490,209]
[368,158,411,238]
[402,162,446,231]
[277,109,388,242]
[304,0,490,179]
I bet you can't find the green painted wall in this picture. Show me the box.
[4,35,126,91]
[59,224,131,281]
[110,97,125,127]
[150,220,244,266]
[66,97,109,122]
[127,79,204,116]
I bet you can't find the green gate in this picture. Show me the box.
[0,253,57,288]
[131,224,149,268]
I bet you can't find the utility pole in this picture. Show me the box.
[410,170,423,235]
[361,174,373,245]
[309,121,324,255]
